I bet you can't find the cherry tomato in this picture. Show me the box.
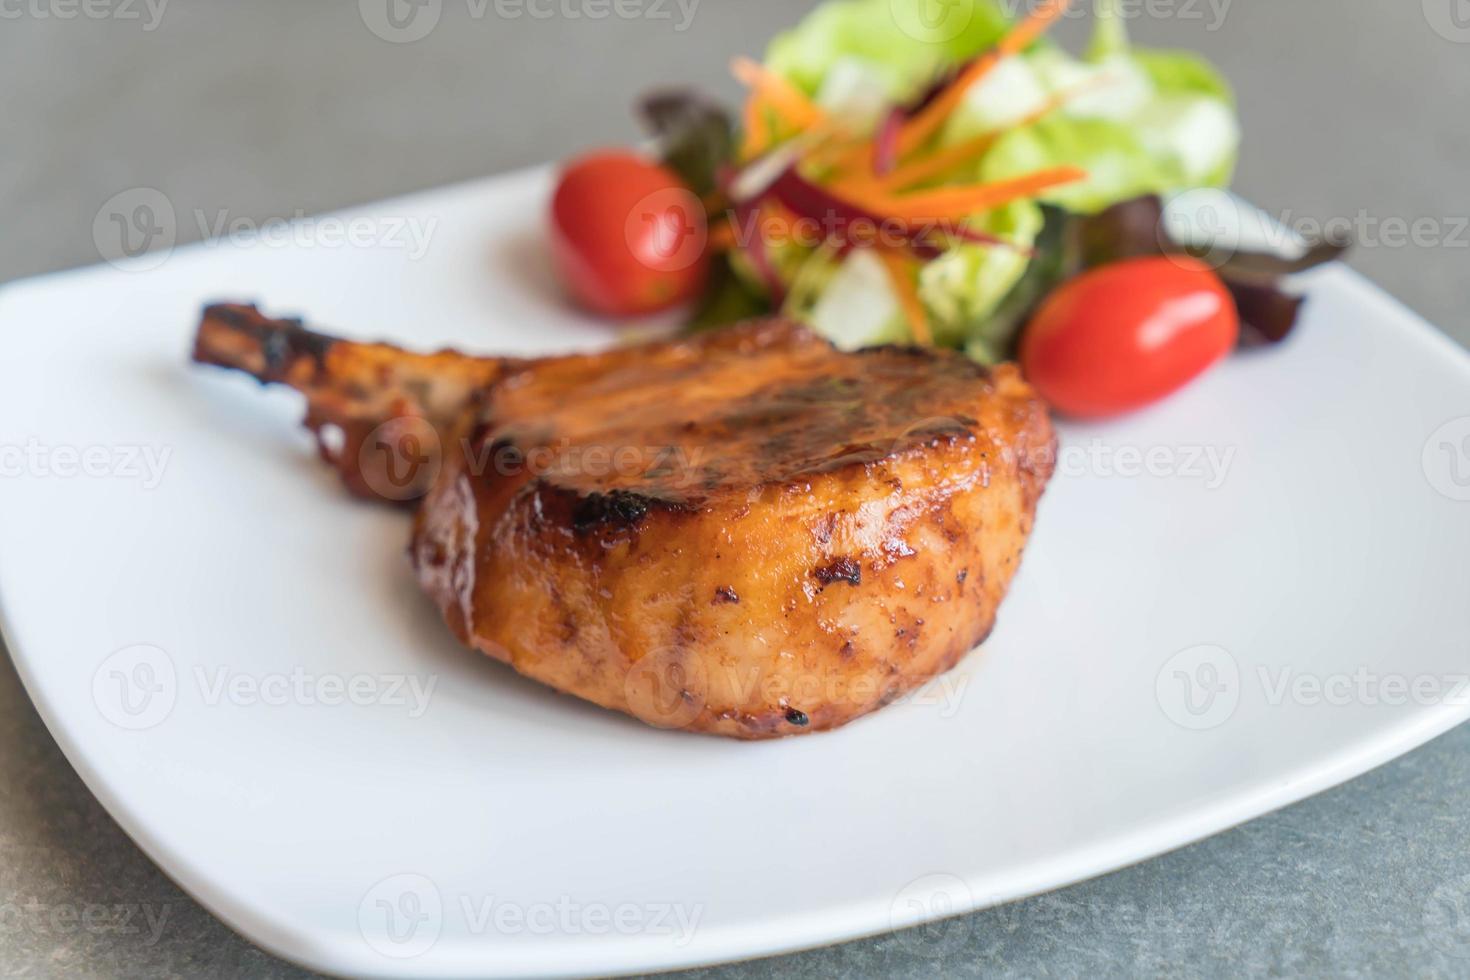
[549,151,709,318]
[1020,256,1239,419]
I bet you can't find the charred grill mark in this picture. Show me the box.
[572,490,651,533]
[812,557,861,588]
[202,303,334,381]
[194,307,1054,739]
[524,482,691,542]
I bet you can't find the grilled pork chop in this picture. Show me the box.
[193,303,1056,737]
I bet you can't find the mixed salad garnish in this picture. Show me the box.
[546,0,1346,419]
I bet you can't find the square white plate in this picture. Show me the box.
[2,168,1469,979]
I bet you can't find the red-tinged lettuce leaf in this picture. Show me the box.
[638,90,764,333]
[872,107,905,176]
[1073,195,1349,345]
[639,90,735,197]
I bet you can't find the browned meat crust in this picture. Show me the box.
[193,304,1056,738]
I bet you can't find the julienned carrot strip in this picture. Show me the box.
[821,0,1073,179]
[853,166,1087,222]
[876,249,932,346]
[834,131,1002,197]
[833,76,1108,195]
[873,92,1078,192]
[731,57,827,131]
[741,95,772,160]
[897,0,1074,157]
[997,0,1073,54]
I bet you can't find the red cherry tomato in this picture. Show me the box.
[1020,256,1239,419]
[549,151,709,318]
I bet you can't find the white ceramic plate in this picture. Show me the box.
[2,169,1469,979]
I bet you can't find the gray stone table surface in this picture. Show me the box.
[2,1,1468,976]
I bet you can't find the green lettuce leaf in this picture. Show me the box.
[764,0,1011,99]
[1134,49,1235,106]
[918,199,1044,345]
[980,116,1173,213]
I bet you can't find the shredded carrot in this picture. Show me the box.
[800,128,871,172]
[740,95,773,160]
[870,92,1081,192]
[834,76,1109,196]
[876,248,932,346]
[896,0,1074,158]
[731,57,827,132]
[850,166,1086,223]
[834,132,1002,197]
